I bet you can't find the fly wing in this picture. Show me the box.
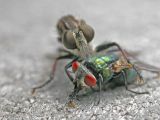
[107,48,160,74]
[130,57,160,73]
[124,50,160,74]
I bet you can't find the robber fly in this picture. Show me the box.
[32,15,160,105]
[32,15,95,93]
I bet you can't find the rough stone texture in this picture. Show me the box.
[0,0,160,120]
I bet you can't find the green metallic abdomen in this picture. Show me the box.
[101,67,113,80]
[88,54,118,81]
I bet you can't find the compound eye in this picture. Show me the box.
[84,74,97,86]
[72,61,80,72]
[79,20,94,43]
[63,30,77,49]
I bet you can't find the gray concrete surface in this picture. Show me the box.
[0,0,160,120]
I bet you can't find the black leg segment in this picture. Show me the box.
[121,70,149,94]
[95,74,103,105]
[32,54,77,94]
[64,56,80,84]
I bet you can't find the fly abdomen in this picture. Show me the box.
[111,68,138,86]
[88,54,119,80]
[90,54,119,69]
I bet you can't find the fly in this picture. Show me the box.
[32,15,160,106]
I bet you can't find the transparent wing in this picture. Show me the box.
[107,48,160,74]
[129,56,160,74]
[124,50,160,74]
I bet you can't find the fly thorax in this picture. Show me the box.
[90,56,116,80]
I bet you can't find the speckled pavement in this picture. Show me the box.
[0,0,160,120]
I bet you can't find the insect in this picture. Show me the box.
[32,15,160,105]
[32,15,95,94]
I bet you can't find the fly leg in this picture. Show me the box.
[95,42,140,57]
[32,53,77,94]
[58,48,75,55]
[67,85,81,108]
[64,56,80,84]
[65,58,82,107]
[94,74,103,105]
[69,85,81,100]
[121,70,149,94]
[95,42,128,59]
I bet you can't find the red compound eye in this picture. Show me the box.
[84,74,97,86]
[72,61,80,72]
